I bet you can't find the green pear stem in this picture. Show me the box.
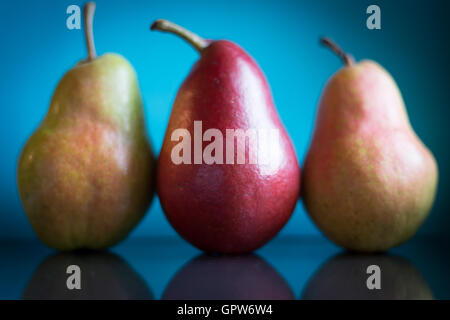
[320,37,354,66]
[84,2,97,61]
[150,19,209,53]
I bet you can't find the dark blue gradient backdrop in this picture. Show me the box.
[0,0,449,241]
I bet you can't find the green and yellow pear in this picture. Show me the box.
[17,3,155,250]
[303,38,438,252]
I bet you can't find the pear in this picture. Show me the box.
[17,3,155,250]
[151,20,300,253]
[302,253,433,300]
[303,38,438,252]
[163,254,294,300]
[22,252,153,300]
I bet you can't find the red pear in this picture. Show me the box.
[163,254,294,300]
[151,20,300,253]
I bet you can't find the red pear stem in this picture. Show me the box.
[84,2,97,61]
[320,37,354,66]
[151,19,209,53]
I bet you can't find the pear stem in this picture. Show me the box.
[320,37,354,66]
[84,2,97,61]
[150,19,209,53]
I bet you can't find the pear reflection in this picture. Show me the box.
[302,253,433,300]
[163,254,294,300]
[22,251,153,300]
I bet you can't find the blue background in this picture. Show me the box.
[0,0,449,242]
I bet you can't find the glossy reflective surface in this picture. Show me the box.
[0,235,449,300]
